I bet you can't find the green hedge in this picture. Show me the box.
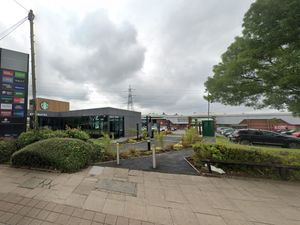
[0,139,17,163]
[193,143,300,179]
[17,128,89,149]
[11,138,94,172]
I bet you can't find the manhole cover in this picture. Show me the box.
[19,177,46,189]
[95,179,137,196]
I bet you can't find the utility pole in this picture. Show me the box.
[28,9,38,129]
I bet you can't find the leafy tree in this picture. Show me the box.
[205,0,300,115]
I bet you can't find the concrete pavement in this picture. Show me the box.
[0,164,300,225]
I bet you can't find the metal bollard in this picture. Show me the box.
[152,144,156,169]
[147,139,151,151]
[116,143,120,165]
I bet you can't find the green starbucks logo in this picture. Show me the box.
[40,101,49,110]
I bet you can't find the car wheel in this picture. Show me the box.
[240,140,251,145]
[288,143,300,149]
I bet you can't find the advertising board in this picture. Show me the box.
[0,48,29,137]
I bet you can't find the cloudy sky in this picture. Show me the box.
[1,0,280,115]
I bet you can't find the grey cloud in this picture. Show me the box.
[121,0,254,113]
[33,8,145,102]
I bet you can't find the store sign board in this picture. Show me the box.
[0,48,29,137]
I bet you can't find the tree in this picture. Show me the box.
[205,0,300,115]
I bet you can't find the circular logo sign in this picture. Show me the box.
[40,101,49,110]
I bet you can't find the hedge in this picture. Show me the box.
[11,138,94,172]
[0,139,17,163]
[16,128,90,149]
[193,143,300,179]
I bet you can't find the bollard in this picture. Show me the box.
[116,143,120,165]
[152,144,156,169]
[147,139,151,151]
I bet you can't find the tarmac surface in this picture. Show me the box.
[95,149,197,175]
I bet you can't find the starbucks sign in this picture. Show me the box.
[40,101,49,110]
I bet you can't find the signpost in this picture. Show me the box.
[0,48,29,138]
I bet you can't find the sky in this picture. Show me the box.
[0,0,280,115]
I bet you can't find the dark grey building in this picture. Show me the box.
[35,107,141,138]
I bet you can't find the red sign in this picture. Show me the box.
[0,111,12,117]
[13,97,24,104]
[2,70,14,76]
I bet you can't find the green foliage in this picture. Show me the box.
[141,130,148,139]
[205,0,300,115]
[128,128,137,137]
[182,128,202,147]
[193,142,300,179]
[127,139,137,143]
[11,138,94,172]
[89,144,105,163]
[0,139,17,163]
[154,131,165,149]
[65,128,90,141]
[17,128,89,149]
[92,134,116,161]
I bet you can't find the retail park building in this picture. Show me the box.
[32,98,300,137]
[143,112,300,131]
[30,98,141,138]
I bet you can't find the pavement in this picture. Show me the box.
[95,149,197,175]
[1,164,300,225]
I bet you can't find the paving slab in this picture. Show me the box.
[95,179,137,197]
[88,166,104,177]
[19,177,46,189]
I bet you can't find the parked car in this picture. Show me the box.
[220,127,232,135]
[217,127,228,134]
[160,126,167,131]
[292,132,300,138]
[230,129,300,148]
[280,129,296,135]
[223,128,236,137]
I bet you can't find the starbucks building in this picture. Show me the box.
[30,98,141,138]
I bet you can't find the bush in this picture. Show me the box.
[182,128,202,147]
[193,143,300,179]
[92,134,116,161]
[17,128,89,149]
[89,144,105,163]
[11,138,94,172]
[65,128,90,141]
[0,139,17,163]
[127,139,137,143]
[154,131,165,149]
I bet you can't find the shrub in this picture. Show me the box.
[93,134,116,161]
[17,128,89,149]
[182,128,202,147]
[0,139,17,163]
[65,128,90,141]
[194,144,283,163]
[17,129,43,149]
[173,143,183,150]
[11,138,94,172]
[127,139,137,143]
[89,144,105,163]
[154,131,165,149]
[193,143,300,179]
[141,130,148,139]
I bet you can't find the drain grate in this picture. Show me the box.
[95,179,137,196]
